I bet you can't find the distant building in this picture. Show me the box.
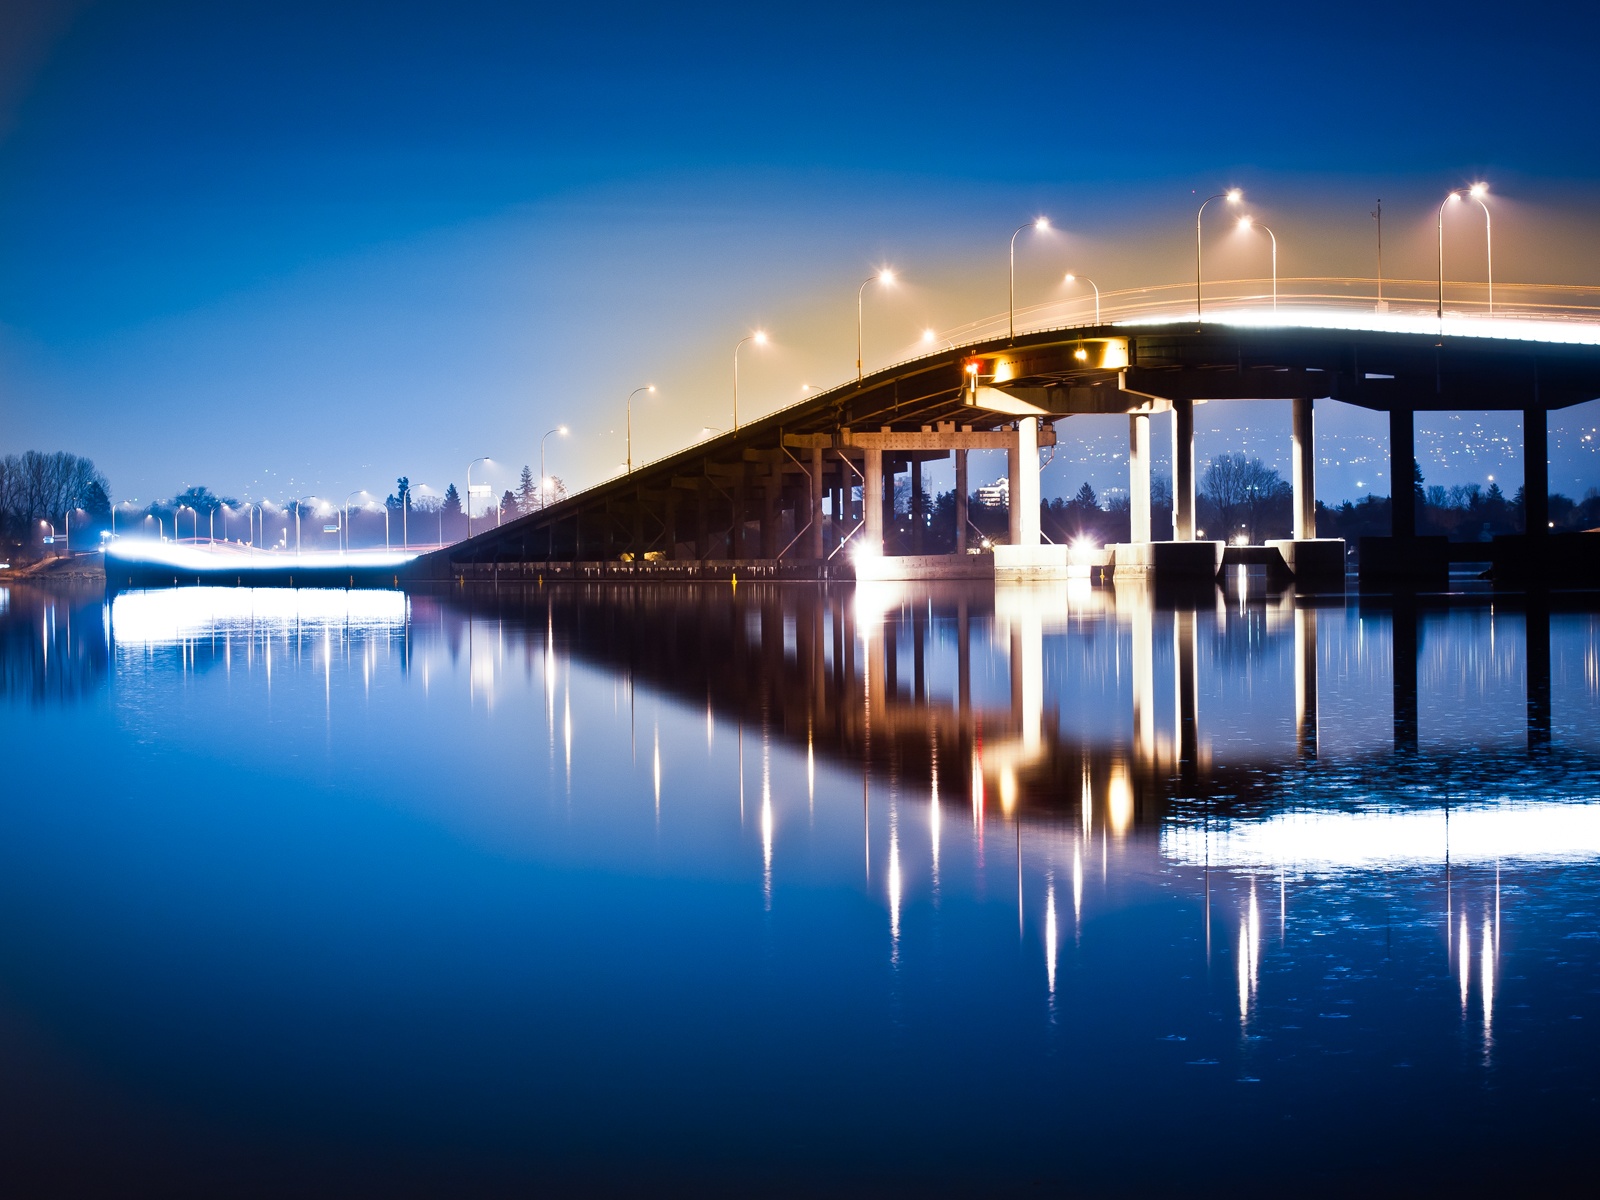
[976,477,1009,508]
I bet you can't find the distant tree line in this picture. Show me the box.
[0,451,110,558]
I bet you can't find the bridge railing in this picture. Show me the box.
[557,278,1600,504]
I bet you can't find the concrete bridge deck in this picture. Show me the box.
[414,318,1600,588]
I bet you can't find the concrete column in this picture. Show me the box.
[955,449,969,553]
[862,446,884,554]
[695,485,709,560]
[1007,431,1021,545]
[1129,413,1151,543]
[911,459,925,555]
[1389,405,1415,537]
[1017,417,1041,547]
[1524,407,1549,536]
[1172,400,1196,541]
[808,447,824,559]
[760,473,778,558]
[882,460,898,549]
[1292,396,1316,539]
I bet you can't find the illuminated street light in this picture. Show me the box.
[465,456,490,539]
[1196,189,1243,320]
[1237,217,1278,310]
[1009,218,1049,341]
[176,503,197,541]
[858,269,895,381]
[343,489,365,553]
[1438,190,1462,322]
[626,385,655,474]
[734,330,767,431]
[540,426,568,511]
[1064,273,1100,323]
[1469,183,1494,314]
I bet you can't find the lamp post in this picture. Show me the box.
[1196,189,1242,320]
[465,457,489,539]
[858,269,895,379]
[733,331,767,430]
[1237,217,1278,310]
[176,504,196,541]
[343,490,364,554]
[1008,218,1047,341]
[1064,273,1100,323]
[1469,182,1493,314]
[626,386,655,474]
[1437,190,1462,322]
[540,427,567,510]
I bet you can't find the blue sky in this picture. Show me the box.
[3,0,1599,507]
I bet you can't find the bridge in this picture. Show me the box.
[419,308,1600,589]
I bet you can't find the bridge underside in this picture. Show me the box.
[420,321,1600,586]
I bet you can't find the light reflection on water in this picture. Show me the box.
[0,580,1597,1193]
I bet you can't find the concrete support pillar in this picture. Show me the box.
[1172,399,1196,541]
[862,446,884,555]
[1389,406,1415,537]
[882,460,897,549]
[734,474,748,558]
[955,449,969,553]
[1017,417,1041,547]
[1129,413,1151,543]
[695,486,709,560]
[1524,407,1549,536]
[760,474,778,558]
[663,491,678,559]
[808,447,824,559]
[911,459,925,555]
[1292,396,1316,539]
[1007,432,1021,545]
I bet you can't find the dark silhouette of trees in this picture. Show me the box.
[1199,454,1292,542]
[0,451,110,557]
[517,466,538,515]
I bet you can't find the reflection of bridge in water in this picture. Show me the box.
[430,580,1600,827]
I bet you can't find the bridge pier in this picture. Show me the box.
[1172,398,1196,541]
[1129,413,1151,543]
[862,445,884,556]
[955,449,969,553]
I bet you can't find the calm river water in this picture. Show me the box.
[1,579,1598,1196]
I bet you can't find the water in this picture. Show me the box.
[2,579,1598,1196]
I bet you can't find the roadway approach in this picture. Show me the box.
[413,317,1600,591]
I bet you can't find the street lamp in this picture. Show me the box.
[626,385,655,474]
[733,331,768,430]
[465,456,490,539]
[1011,219,1049,342]
[1064,273,1101,324]
[343,490,365,554]
[1437,190,1462,322]
[1196,189,1242,320]
[176,504,196,541]
[540,427,568,510]
[858,269,894,380]
[1469,182,1493,314]
[1237,217,1278,310]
